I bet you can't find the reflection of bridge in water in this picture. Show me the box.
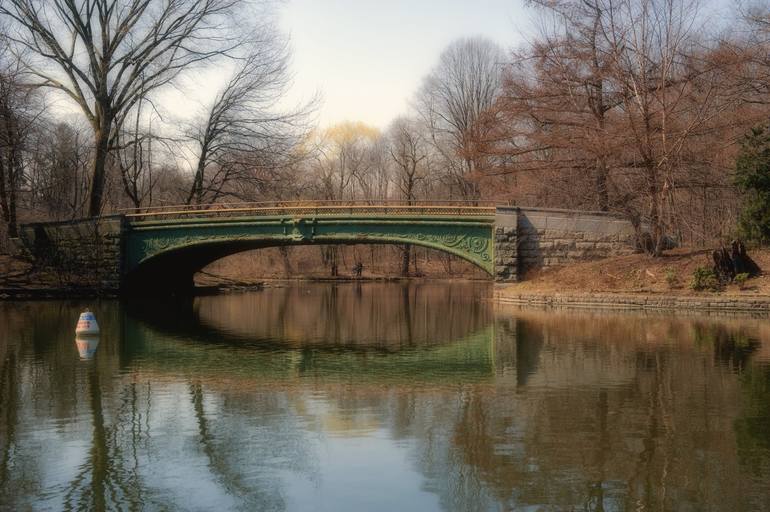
[124,282,504,382]
[2,295,770,511]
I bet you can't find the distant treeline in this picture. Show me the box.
[2,0,770,261]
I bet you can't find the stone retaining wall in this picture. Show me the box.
[513,207,637,276]
[495,290,770,314]
[492,207,638,281]
[16,216,125,292]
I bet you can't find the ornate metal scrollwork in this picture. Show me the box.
[130,218,494,274]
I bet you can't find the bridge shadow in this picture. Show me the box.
[123,240,284,295]
[125,241,492,295]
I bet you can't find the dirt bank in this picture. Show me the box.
[496,247,770,313]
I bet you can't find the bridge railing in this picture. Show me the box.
[122,200,497,220]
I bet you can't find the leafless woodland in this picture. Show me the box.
[2,0,770,269]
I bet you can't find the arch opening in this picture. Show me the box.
[123,238,494,295]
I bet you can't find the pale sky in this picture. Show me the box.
[51,0,735,135]
[279,0,532,129]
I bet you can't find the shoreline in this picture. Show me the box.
[5,280,770,316]
[0,276,487,300]
[494,288,770,314]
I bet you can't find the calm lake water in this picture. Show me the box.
[1,282,770,511]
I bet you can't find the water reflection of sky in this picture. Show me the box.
[288,433,440,512]
[1,284,770,511]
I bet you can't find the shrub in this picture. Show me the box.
[690,267,720,292]
[664,268,678,288]
[734,272,750,290]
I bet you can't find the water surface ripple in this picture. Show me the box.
[1,282,769,511]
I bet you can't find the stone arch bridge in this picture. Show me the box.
[16,202,637,294]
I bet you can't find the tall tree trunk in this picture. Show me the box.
[88,121,112,217]
[0,154,10,227]
[0,130,19,237]
[7,154,18,237]
[279,246,293,275]
[322,246,339,277]
[188,146,208,205]
[648,167,663,257]
[596,159,609,212]
[330,247,338,277]
[400,244,410,277]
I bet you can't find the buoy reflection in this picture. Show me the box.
[75,336,100,360]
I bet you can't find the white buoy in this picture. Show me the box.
[75,309,100,335]
[75,336,100,360]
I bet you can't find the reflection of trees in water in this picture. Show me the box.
[187,382,318,511]
[0,350,22,505]
[62,366,147,511]
[4,299,770,511]
[690,322,770,487]
[0,302,123,509]
[56,373,320,511]
[418,313,770,511]
[190,282,492,349]
[0,301,324,511]
[735,364,770,481]
[691,322,762,371]
[346,389,499,512]
[512,319,543,387]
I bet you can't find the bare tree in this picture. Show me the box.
[606,0,714,254]
[306,122,380,275]
[416,37,505,200]
[495,0,623,211]
[186,36,313,205]
[734,1,770,105]
[28,121,92,219]
[388,116,427,275]
[113,100,162,209]
[487,0,761,253]
[389,117,427,204]
[0,56,23,238]
[0,0,249,216]
[0,38,41,237]
[312,122,380,201]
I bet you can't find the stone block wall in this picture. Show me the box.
[494,211,518,282]
[514,207,637,276]
[492,207,638,281]
[17,216,125,292]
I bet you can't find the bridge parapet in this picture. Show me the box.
[14,203,640,294]
[122,201,496,221]
[513,207,638,273]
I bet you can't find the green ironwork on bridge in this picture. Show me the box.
[126,214,495,273]
[116,202,499,292]
[14,201,648,294]
[16,201,528,294]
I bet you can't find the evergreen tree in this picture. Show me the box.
[736,125,770,243]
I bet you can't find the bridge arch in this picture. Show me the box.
[123,212,495,293]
